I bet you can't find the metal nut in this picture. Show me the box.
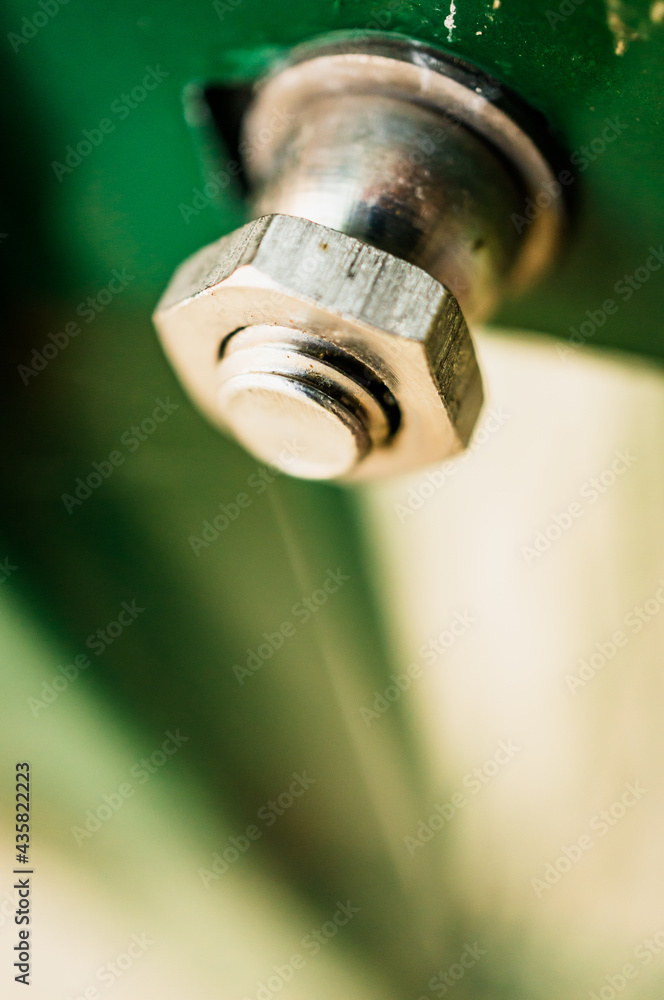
[154,34,567,479]
[154,213,482,480]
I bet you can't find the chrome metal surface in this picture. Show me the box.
[154,214,481,480]
[244,34,566,319]
[154,34,565,480]
[217,324,392,478]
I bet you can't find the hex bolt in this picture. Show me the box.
[154,34,566,480]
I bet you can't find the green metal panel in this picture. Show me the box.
[1,1,663,996]
[3,0,663,353]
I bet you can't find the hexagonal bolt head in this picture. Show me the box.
[153,213,483,481]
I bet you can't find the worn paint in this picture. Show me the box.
[445,0,457,41]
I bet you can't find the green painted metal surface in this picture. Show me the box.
[1,1,663,996]
[3,0,663,354]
